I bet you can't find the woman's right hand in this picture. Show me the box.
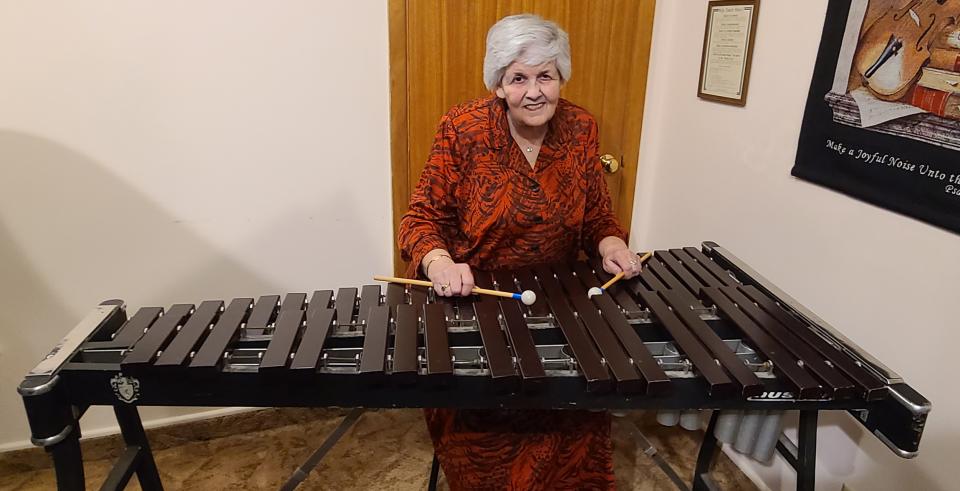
[426,256,475,297]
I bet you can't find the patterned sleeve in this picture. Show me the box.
[397,113,463,276]
[581,118,628,254]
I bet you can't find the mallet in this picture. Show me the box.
[588,251,653,298]
[373,275,537,305]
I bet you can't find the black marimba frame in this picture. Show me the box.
[18,242,930,491]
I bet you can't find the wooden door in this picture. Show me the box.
[390,0,656,274]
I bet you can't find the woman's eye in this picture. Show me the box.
[512,75,525,83]
[539,74,554,81]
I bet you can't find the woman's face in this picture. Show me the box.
[495,60,561,129]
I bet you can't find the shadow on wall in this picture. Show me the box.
[0,130,275,447]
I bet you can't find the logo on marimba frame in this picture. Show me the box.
[110,374,141,403]
[748,391,795,401]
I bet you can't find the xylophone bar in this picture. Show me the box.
[67,250,897,407]
[391,304,419,384]
[532,265,612,392]
[740,286,885,399]
[153,300,222,371]
[472,274,520,388]
[423,303,453,383]
[490,270,546,385]
[722,287,856,399]
[122,304,194,374]
[245,295,280,336]
[189,298,253,373]
[571,262,670,395]
[289,308,335,373]
[551,263,644,394]
[260,310,305,373]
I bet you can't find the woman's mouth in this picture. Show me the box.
[524,102,545,111]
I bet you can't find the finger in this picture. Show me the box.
[461,268,475,296]
[622,254,642,278]
[449,274,463,296]
[604,256,623,275]
[434,280,449,297]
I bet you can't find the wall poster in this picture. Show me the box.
[793,0,960,234]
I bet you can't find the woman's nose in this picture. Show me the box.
[526,82,544,99]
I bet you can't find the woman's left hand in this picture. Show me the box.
[598,236,643,278]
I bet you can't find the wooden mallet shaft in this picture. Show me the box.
[373,275,537,305]
[589,251,653,297]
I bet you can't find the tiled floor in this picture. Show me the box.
[0,409,758,490]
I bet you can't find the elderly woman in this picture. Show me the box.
[398,14,642,491]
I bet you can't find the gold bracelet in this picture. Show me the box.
[423,254,452,277]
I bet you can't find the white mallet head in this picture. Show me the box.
[587,286,603,298]
[520,290,537,306]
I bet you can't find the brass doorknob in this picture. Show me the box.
[600,154,621,174]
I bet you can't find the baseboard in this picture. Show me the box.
[0,406,256,454]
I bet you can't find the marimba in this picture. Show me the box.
[19,242,929,491]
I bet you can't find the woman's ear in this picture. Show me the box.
[495,86,506,99]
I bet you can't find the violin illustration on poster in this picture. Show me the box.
[794,0,960,235]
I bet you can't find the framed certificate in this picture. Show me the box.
[698,0,760,106]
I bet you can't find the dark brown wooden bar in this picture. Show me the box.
[740,285,886,400]
[701,288,823,399]
[190,298,253,372]
[281,292,307,312]
[245,295,279,336]
[385,284,406,309]
[491,270,546,386]
[357,285,381,325]
[580,259,643,314]
[553,263,642,394]
[289,308,335,373]
[391,303,419,384]
[670,248,726,288]
[259,310,305,373]
[655,250,707,294]
[644,260,699,305]
[533,265,611,392]
[722,287,855,398]
[121,304,194,372]
[682,246,737,287]
[660,290,763,397]
[423,303,453,383]
[153,300,223,371]
[307,290,333,319]
[334,288,357,327]
[104,307,163,348]
[514,268,552,318]
[472,273,519,385]
[359,305,390,378]
[574,263,671,395]
[635,268,670,294]
[634,289,735,397]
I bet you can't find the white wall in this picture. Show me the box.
[0,1,391,449]
[634,1,957,490]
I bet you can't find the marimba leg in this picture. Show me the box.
[692,411,721,491]
[48,430,85,491]
[111,404,163,491]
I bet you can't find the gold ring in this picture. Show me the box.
[440,284,450,292]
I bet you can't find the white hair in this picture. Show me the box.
[482,14,571,91]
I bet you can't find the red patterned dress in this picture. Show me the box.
[398,95,627,490]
